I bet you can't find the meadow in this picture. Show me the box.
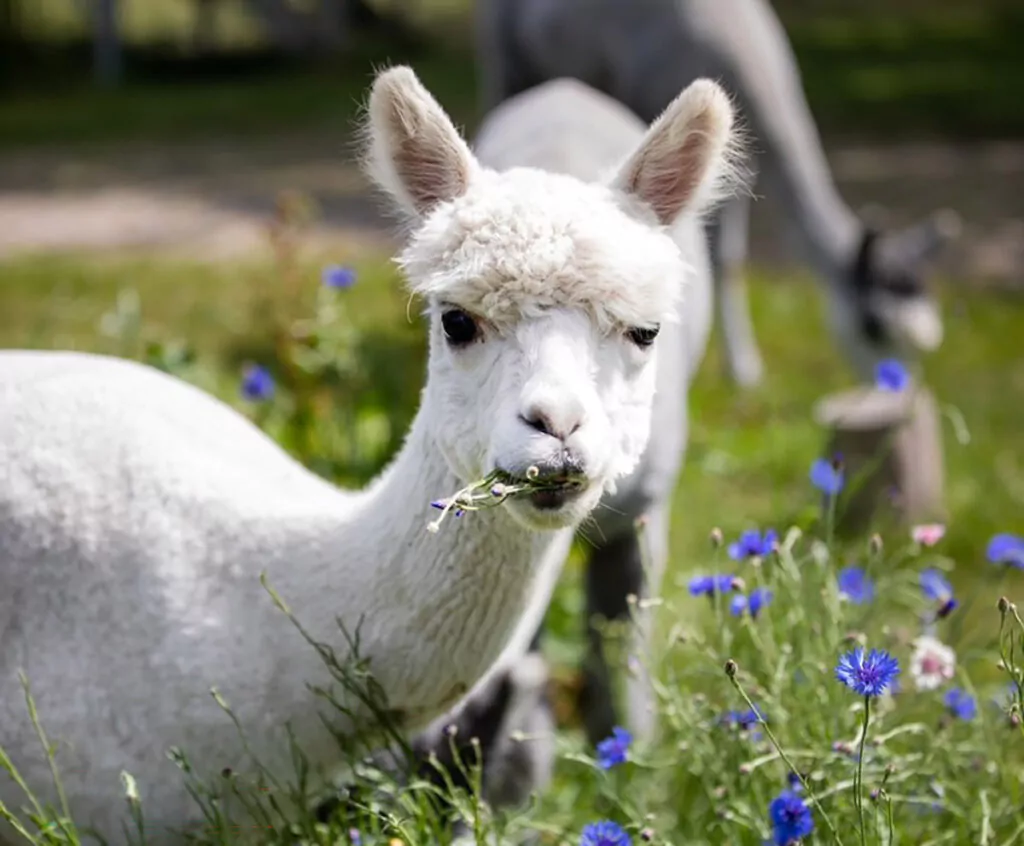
[1,1,1024,843]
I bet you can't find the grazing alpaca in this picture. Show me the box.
[388,77,733,830]
[475,0,959,388]
[0,67,737,843]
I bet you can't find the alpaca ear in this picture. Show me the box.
[610,79,739,226]
[364,65,479,219]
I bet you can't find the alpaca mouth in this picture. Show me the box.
[528,485,583,510]
[511,474,588,511]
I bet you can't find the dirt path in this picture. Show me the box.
[1,131,1022,284]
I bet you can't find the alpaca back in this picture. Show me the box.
[473,79,713,531]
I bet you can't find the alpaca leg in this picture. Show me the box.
[624,502,671,743]
[711,192,764,387]
[473,0,541,111]
[579,528,645,745]
[579,500,672,745]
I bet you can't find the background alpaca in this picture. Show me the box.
[390,77,734,830]
[475,0,959,388]
[0,67,737,843]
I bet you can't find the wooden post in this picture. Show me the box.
[813,382,946,537]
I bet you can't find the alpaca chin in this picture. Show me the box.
[502,482,604,531]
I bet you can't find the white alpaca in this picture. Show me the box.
[0,67,736,843]
[366,79,740,834]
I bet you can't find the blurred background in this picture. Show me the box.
[1,0,1022,701]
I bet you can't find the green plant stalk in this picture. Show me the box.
[855,695,870,846]
[21,672,77,844]
[728,672,844,846]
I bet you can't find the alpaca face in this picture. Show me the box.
[833,211,959,379]
[423,296,660,529]
[364,66,739,530]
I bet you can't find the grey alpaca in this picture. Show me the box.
[403,0,960,823]
[476,0,959,387]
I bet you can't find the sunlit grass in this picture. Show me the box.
[1,243,1023,843]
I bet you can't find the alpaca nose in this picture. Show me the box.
[520,399,584,441]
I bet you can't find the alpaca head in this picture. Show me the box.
[365,67,736,529]
[834,209,961,379]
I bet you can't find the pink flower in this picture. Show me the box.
[910,635,956,691]
[911,523,946,547]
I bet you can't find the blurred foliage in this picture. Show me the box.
[1,0,1024,144]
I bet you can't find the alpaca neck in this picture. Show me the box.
[269,396,563,725]
[678,0,863,280]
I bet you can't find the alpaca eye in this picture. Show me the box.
[626,325,660,348]
[441,309,480,347]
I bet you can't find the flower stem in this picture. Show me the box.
[855,695,871,846]
[727,672,844,846]
[825,491,837,545]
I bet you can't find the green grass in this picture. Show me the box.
[2,248,1022,631]
[2,245,1024,843]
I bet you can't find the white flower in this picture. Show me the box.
[910,635,956,691]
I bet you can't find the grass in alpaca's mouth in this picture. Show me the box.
[427,467,586,532]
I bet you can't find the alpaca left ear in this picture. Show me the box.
[365,65,479,219]
[610,78,739,226]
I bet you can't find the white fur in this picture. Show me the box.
[410,78,737,783]
[0,66,734,843]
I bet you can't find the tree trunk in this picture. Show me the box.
[243,0,348,54]
[92,0,122,87]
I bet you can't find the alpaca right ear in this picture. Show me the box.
[610,79,740,226]
[364,66,479,219]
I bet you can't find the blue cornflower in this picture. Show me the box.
[920,568,953,602]
[595,726,632,769]
[986,533,1024,569]
[944,688,977,721]
[728,529,778,561]
[787,772,805,794]
[580,821,631,846]
[241,364,274,401]
[875,358,909,392]
[809,458,844,495]
[837,565,874,604]
[322,264,357,289]
[688,574,737,596]
[348,830,362,846]
[920,568,958,617]
[769,790,814,845]
[722,704,765,730]
[730,588,774,618]
[835,647,900,697]
[429,499,465,518]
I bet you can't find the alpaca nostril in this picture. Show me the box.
[520,411,556,438]
[520,408,582,440]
